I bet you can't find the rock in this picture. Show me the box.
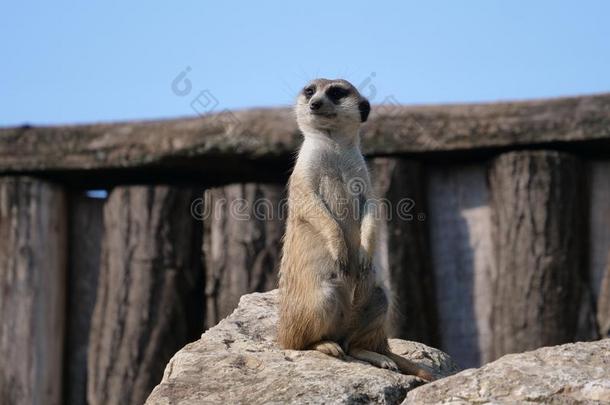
[145,290,458,405]
[406,339,610,404]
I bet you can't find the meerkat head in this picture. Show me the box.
[295,78,370,141]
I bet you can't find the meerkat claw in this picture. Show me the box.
[380,359,399,371]
[311,341,345,359]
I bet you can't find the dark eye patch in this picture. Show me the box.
[326,86,350,103]
[303,86,316,98]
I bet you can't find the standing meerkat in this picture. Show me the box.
[277,78,433,381]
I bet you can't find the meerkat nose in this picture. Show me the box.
[310,100,323,110]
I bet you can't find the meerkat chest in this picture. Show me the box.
[296,138,370,220]
[317,150,369,222]
[318,159,366,196]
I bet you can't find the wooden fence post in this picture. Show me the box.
[598,255,610,338]
[590,161,610,337]
[65,193,105,405]
[0,177,67,405]
[203,183,284,329]
[489,151,591,360]
[371,158,438,345]
[87,186,204,405]
[426,165,495,368]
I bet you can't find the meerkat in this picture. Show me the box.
[277,78,433,381]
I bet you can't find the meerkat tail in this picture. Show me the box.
[385,351,435,381]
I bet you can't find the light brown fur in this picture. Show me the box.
[277,78,433,381]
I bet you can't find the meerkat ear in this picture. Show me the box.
[359,100,371,122]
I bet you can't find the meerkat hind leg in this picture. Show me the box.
[309,340,345,359]
[349,348,398,371]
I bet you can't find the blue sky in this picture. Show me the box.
[1,1,609,126]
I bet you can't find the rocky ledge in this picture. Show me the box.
[406,338,610,404]
[146,289,609,404]
[145,290,458,404]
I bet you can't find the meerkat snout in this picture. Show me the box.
[296,78,371,136]
[310,100,322,110]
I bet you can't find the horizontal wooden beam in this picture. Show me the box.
[2,93,610,185]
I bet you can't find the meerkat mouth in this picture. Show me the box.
[311,112,337,118]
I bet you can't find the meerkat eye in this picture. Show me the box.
[326,86,350,103]
[303,86,315,98]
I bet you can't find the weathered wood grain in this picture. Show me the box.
[65,193,104,405]
[203,183,284,329]
[0,177,67,405]
[87,186,204,405]
[598,255,610,338]
[489,151,591,360]
[371,158,438,345]
[590,161,610,337]
[1,93,609,177]
[426,165,495,368]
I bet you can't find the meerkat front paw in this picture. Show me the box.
[328,236,348,271]
[358,246,373,272]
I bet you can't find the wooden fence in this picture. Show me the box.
[0,93,609,405]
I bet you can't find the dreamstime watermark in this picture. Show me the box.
[170,66,242,128]
[190,195,426,222]
[190,179,426,223]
